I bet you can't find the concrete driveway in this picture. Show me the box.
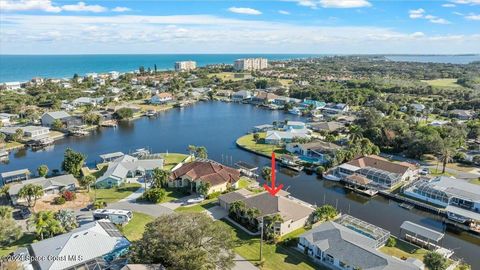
[204,205,228,220]
[233,254,258,270]
[160,194,198,210]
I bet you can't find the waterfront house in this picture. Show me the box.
[253,124,274,132]
[309,121,345,133]
[322,103,349,115]
[286,140,341,160]
[285,121,307,130]
[300,99,326,110]
[265,129,310,145]
[150,92,173,104]
[216,90,234,98]
[8,174,77,205]
[325,155,418,189]
[96,155,164,188]
[251,91,278,105]
[27,220,130,270]
[1,168,31,185]
[0,126,50,139]
[72,97,105,107]
[41,111,71,127]
[219,190,315,236]
[448,109,474,120]
[0,113,18,125]
[404,176,480,225]
[272,96,301,106]
[232,90,252,102]
[169,160,240,194]
[298,217,422,270]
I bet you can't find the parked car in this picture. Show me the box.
[186,196,205,205]
[420,167,429,175]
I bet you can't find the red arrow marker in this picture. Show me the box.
[263,152,284,196]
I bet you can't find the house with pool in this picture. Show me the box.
[286,140,342,165]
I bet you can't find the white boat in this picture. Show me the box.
[280,156,304,172]
[323,174,341,182]
[146,110,156,117]
[288,108,302,115]
[187,196,205,204]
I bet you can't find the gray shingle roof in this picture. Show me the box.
[8,174,77,196]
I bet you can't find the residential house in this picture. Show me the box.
[309,121,345,133]
[448,109,474,120]
[150,92,173,104]
[0,126,50,139]
[404,176,480,225]
[265,129,310,145]
[253,124,274,132]
[298,218,422,270]
[285,121,307,130]
[72,97,105,107]
[0,113,18,125]
[325,155,418,189]
[300,100,326,110]
[251,91,278,105]
[322,103,349,115]
[169,160,240,194]
[8,174,77,205]
[1,169,31,185]
[232,90,252,102]
[286,140,341,161]
[216,90,233,98]
[109,71,120,80]
[219,190,315,236]
[27,220,130,270]
[96,155,164,188]
[41,111,71,127]
[2,81,22,90]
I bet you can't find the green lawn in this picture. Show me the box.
[0,233,36,256]
[379,238,428,261]
[89,183,142,203]
[236,133,288,157]
[122,212,155,241]
[429,168,455,177]
[162,153,189,171]
[163,187,188,203]
[207,72,250,81]
[221,219,325,270]
[174,198,218,213]
[237,177,256,189]
[469,178,480,185]
[4,141,24,150]
[422,79,462,88]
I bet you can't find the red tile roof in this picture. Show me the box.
[170,161,240,186]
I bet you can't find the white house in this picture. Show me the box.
[3,82,22,90]
[72,97,104,106]
[0,126,50,139]
[150,92,173,104]
[232,90,252,102]
[41,111,71,127]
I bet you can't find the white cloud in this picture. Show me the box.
[452,0,480,5]
[465,13,480,20]
[0,0,61,12]
[442,3,456,7]
[0,14,477,54]
[61,2,107,13]
[278,10,291,15]
[228,7,262,15]
[295,0,371,8]
[112,7,131,13]
[453,11,464,16]
[409,8,425,19]
[409,8,451,24]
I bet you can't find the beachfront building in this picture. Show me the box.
[0,169,31,185]
[219,189,315,236]
[96,154,164,188]
[325,155,418,189]
[8,174,77,205]
[175,61,197,71]
[298,216,422,270]
[234,58,268,71]
[169,160,240,194]
[232,90,252,102]
[150,92,173,104]
[0,126,50,139]
[26,220,130,270]
[404,176,480,224]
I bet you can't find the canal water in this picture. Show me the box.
[1,101,479,267]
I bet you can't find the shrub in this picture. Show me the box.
[54,196,66,205]
[93,200,107,210]
[386,236,396,247]
[315,166,325,176]
[206,191,221,199]
[141,188,166,203]
[62,190,76,201]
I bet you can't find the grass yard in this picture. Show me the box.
[174,198,218,213]
[221,219,325,270]
[469,178,480,185]
[162,153,189,171]
[422,79,462,88]
[0,233,36,256]
[4,141,24,150]
[237,177,257,189]
[208,72,250,81]
[89,183,142,203]
[429,168,455,177]
[122,212,155,241]
[236,133,288,158]
[379,238,428,261]
[163,187,188,202]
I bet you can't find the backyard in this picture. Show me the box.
[236,133,288,158]
[379,238,428,261]
[161,153,189,171]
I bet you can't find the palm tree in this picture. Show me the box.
[0,206,13,219]
[246,207,261,227]
[29,211,64,240]
[439,145,455,174]
[18,184,44,209]
[261,167,272,183]
[152,168,170,188]
[348,125,363,142]
[263,214,284,241]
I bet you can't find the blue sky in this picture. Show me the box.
[0,0,479,54]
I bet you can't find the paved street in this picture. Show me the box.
[233,255,258,270]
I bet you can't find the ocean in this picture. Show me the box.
[0,54,478,83]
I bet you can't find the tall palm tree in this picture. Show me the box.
[439,145,455,174]
[29,211,64,240]
[348,125,363,142]
[152,168,170,188]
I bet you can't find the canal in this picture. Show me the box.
[1,101,479,267]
